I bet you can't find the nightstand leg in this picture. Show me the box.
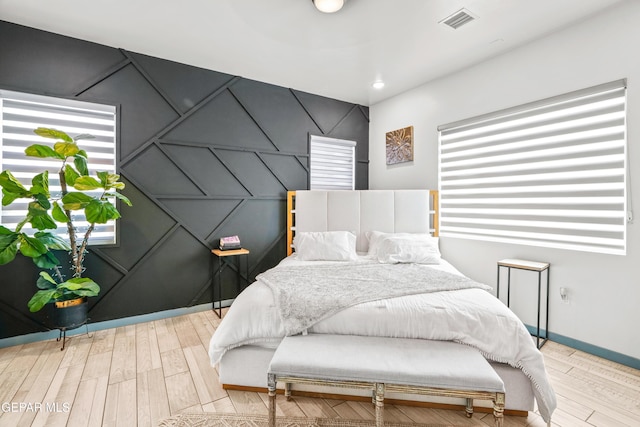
[537,271,542,348]
[507,267,511,307]
[215,256,222,318]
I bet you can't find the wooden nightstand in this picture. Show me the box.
[211,248,250,318]
[497,259,550,348]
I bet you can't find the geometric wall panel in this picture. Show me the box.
[78,64,181,160]
[260,153,309,191]
[0,22,126,97]
[99,180,178,271]
[230,79,322,153]
[163,145,250,197]
[160,199,242,238]
[0,20,369,340]
[129,52,235,115]
[124,145,205,196]
[166,90,277,151]
[293,90,357,135]
[214,150,287,197]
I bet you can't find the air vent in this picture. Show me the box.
[440,8,476,30]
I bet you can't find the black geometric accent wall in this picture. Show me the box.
[0,21,369,340]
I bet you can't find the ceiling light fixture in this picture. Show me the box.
[312,0,345,14]
[372,81,385,90]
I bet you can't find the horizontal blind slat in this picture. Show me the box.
[1,90,118,246]
[438,79,627,254]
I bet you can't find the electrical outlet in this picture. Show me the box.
[559,287,569,304]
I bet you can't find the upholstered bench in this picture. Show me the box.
[267,334,505,427]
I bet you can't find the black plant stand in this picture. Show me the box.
[52,298,91,350]
[56,322,90,351]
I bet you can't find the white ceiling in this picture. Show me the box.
[0,0,625,106]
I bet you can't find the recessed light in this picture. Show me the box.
[372,81,385,90]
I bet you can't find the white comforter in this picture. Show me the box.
[208,255,556,423]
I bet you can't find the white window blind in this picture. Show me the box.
[0,90,118,245]
[309,135,356,190]
[438,79,627,255]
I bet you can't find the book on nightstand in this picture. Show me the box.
[219,235,241,251]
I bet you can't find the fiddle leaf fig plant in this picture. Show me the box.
[0,127,131,312]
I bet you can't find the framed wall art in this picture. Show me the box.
[386,125,414,165]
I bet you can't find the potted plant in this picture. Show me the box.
[0,127,130,330]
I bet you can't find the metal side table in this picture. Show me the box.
[497,258,550,349]
[211,248,250,318]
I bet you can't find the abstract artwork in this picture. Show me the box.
[386,126,414,165]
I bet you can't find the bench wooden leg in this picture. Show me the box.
[285,382,292,401]
[493,392,505,427]
[465,398,474,418]
[268,373,277,427]
[374,383,385,427]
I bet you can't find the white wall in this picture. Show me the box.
[369,0,640,360]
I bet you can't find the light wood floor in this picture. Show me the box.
[0,309,639,426]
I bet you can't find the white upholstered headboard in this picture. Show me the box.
[286,190,439,256]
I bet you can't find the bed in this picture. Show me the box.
[208,189,556,423]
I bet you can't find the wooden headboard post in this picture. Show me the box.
[286,190,439,256]
[430,189,439,238]
[287,191,296,256]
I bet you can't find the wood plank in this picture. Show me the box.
[29,366,69,427]
[147,320,163,370]
[116,378,137,427]
[206,396,237,413]
[66,376,106,426]
[332,400,375,421]
[109,328,136,384]
[0,343,23,375]
[4,341,47,373]
[147,368,171,425]
[101,378,137,427]
[154,318,181,353]
[183,345,228,404]
[587,409,639,427]
[554,392,594,422]
[4,341,66,427]
[171,315,203,348]
[102,381,119,427]
[227,390,269,416]
[395,404,456,424]
[288,395,339,419]
[82,351,112,380]
[165,371,200,414]
[88,376,109,427]
[89,328,116,355]
[190,310,218,349]
[136,371,152,427]
[160,348,189,377]
[136,322,153,374]
[549,372,640,426]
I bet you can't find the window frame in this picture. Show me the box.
[0,89,120,246]
[437,79,628,255]
[308,134,356,191]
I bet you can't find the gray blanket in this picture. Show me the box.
[256,262,492,335]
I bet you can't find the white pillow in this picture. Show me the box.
[377,235,441,264]
[366,231,433,259]
[293,231,358,261]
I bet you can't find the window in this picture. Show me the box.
[438,79,628,255]
[0,89,118,245]
[309,135,356,190]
